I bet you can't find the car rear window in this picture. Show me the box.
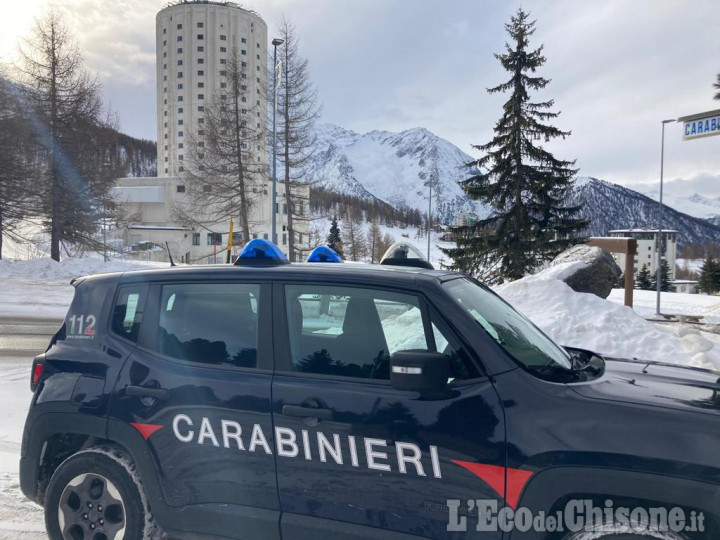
[111,285,149,343]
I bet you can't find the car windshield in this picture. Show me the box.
[443,278,572,370]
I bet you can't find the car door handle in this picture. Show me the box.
[282,404,333,421]
[125,385,170,401]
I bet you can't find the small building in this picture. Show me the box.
[609,229,677,280]
[456,212,479,227]
[671,280,699,294]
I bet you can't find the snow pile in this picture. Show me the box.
[496,266,720,370]
[0,257,168,319]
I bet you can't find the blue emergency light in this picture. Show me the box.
[306,245,344,263]
[234,238,289,266]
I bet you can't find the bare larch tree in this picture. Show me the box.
[0,75,37,258]
[17,10,121,260]
[276,17,320,261]
[181,48,266,243]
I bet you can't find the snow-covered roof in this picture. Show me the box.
[127,225,189,231]
[609,229,678,234]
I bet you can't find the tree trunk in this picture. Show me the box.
[49,20,60,262]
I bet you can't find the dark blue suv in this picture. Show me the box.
[19,242,720,539]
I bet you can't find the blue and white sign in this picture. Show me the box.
[680,110,720,141]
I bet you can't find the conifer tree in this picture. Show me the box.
[443,9,587,283]
[698,256,719,294]
[714,72,720,101]
[636,264,652,290]
[650,260,672,292]
[326,215,343,258]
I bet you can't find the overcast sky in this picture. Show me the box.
[1,0,719,196]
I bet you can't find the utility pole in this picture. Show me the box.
[271,38,284,245]
[427,182,432,261]
[656,119,675,316]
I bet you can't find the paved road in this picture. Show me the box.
[0,317,61,362]
[0,316,61,539]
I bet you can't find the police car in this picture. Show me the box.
[20,239,719,539]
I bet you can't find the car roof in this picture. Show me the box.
[110,262,460,287]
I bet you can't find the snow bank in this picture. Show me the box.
[0,258,168,319]
[496,266,720,370]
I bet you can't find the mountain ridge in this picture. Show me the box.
[307,123,720,247]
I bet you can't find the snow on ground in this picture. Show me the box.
[0,362,45,538]
[312,216,455,269]
[496,265,720,370]
[607,288,720,324]
[676,258,704,275]
[0,257,171,319]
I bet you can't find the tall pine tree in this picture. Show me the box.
[327,215,343,258]
[698,256,719,294]
[444,9,587,283]
[650,260,672,292]
[636,264,652,290]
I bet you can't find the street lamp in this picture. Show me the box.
[656,118,675,316]
[271,37,284,245]
[427,182,432,261]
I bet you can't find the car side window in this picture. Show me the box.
[111,285,149,343]
[155,283,260,368]
[285,285,472,380]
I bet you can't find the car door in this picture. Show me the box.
[271,281,507,539]
[109,279,279,537]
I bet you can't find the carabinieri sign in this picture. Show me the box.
[678,109,720,141]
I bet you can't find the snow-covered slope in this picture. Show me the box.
[567,178,720,247]
[638,191,720,220]
[307,124,487,223]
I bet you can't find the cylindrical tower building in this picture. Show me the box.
[156,1,268,177]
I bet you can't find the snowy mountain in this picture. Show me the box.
[567,178,720,247]
[637,190,720,220]
[307,125,720,247]
[307,124,487,223]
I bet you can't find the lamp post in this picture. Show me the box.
[427,182,432,261]
[271,38,284,245]
[656,119,675,316]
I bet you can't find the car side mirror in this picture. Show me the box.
[390,350,450,398]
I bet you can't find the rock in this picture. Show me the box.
[549,245,622,299]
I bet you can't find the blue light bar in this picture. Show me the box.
[234,238,289,266]
[306,245,343,263]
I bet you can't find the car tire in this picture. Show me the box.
[44,447,154,540]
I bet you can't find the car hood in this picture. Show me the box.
[570,357,720,416]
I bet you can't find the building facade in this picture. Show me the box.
[609,229,677,280]
[156,1,267,177]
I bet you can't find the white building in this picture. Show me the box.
[671,280,698,294]
[156,1,267,177]
[609,229,677,279]
[455,212,479,227]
